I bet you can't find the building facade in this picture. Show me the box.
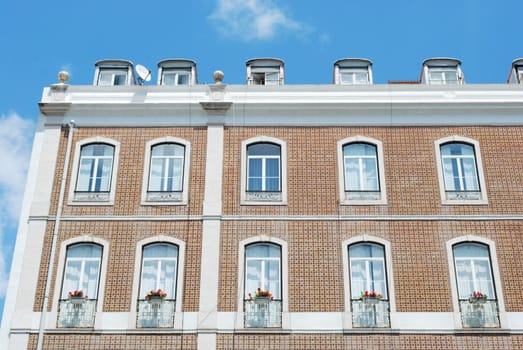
[2,58,523,349]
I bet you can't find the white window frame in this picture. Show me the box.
[435,136,488,205]
[236,236,289,329]
[160,69,191,85]
[97,68,129,86]
[337,136,387,205]
[339,68,371,85]
[130,235,186,329]
[139,243,179,300]
[141,137,191,205]
[427,67,460,85]
[51,236,110,328]
[342,235,396,329]
[68,137,120,205]
[240,136,287,205]
[446,236,507,328]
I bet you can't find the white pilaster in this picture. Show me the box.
[198,124,224,350]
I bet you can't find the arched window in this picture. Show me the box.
[148,143,185,193]
[244,242,282,328]
[141,137,191,204]
[247,143,281,192]
[136,243,179,328]
[241,137,287,204]
[245,243,281,299]
[441,143,479,193]
[76,144,114,193]
[343,143,379,193]
[348,242,390,328]
[452,242,500,327]
[58,243,103,328]
[337,136,387,204]
[435,136,487,204]
[349,243,388,300]
[139,243,179,301]
[61,243,102,300]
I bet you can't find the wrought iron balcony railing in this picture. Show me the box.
[460,299,500,328]
[137,299,175,328]
[244,299,282,328]
[352,299,390,328]
[57,298,97,328]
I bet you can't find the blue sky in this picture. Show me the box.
[0,0,520,319]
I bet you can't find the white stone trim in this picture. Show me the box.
[337,136,387,205]
[129,235,186,329]
[342,235,396,329]
[236,236,289,329]
[50,236,110,329]
[434,136,488,205]
[67,136,120,206]
[240,136,287,205]
[140,137,191,206]
[446,235,507,329]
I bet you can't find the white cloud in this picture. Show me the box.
[209,0,306,40]
[0,112,34,297]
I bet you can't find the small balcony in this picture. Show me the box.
[352,299,390,328]
[57,298,97,328]
[460,299,500,328]
[244,299,282,328]
[137,299,175,328]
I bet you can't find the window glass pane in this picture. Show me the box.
[178,74,189,85]
[441,143,479,192]
[62,244,102,299]
[344,143,378,192]
[149,144,185,192]
[76,144,114,192]
[349,243,387,299]
[248,143,280,156]
[162,73,176,85]
[245,244,281,298]
[140,244,178,299]
[362,158,378,190]
[453,243,495,299]
[114,74,127,85]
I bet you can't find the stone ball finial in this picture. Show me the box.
[213,70,224,84]
[58,70,70,84]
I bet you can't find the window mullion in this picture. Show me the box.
[162,158,170,192]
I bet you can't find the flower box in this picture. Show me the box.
[69,296,86,304]
[469,291,487,304]
[254,296,271,305]
[362,297,380,304]
[147,295,164,305]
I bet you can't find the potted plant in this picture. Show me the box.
[469,291,487,303]
[145,289,167,304]
[360,290,383,303]
[248,288,274,305]
[68,290,88,304]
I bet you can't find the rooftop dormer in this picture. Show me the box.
[421,58,464,85]
[246,58,284,85]
[157,59,198,85]
[333,58,373,85]
[507,58,523,84]
[93,59,135,86]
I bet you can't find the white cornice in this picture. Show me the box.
[39,84,523,126]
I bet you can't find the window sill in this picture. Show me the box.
[141,192,187,205]
[241,191,287,206]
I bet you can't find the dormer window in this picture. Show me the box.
[246,58,284,85]
[334,58,373,85]
[507,58,523,84]
[94,60,134,86]
[421,58,464,85]
[157,59,197,85]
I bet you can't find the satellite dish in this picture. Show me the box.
[136,64,151,85]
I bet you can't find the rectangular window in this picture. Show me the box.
[340,69,370,85]
[428,68,459,84]
[98,69,128,86]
